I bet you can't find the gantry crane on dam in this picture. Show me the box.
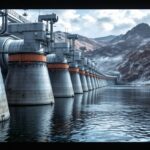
[0,9,116,122]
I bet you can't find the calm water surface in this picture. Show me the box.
[1,86,150,142]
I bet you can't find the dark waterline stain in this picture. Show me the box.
[1,86,150,142]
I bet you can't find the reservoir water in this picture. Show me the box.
[1,85,150,142]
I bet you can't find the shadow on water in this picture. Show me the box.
[1,105,54,142]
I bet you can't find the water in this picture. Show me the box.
[1,85,150,142]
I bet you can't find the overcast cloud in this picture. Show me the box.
[15,9,150,38]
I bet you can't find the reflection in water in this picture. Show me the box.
[5,106,54,142]
[91,90,96,104]
[87,91,92,104]
[73,94,83,119]
[0,120,9,142]
[82,92,88,105]
[1,86,150,142]
[50,98,74,142]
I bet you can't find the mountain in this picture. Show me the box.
[110,34,123,43]
[85,23,150,75]
[117,24,150,84]
[54,31,105,51]
[94,35,117,43]
[54,23,150,81]
[117,47,150,84]
[123,23,150,40]
[88,23,150,57]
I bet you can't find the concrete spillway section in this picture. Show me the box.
[4,23,54,105]
[47,54,74,97]
[69,63,83,94]
[0,67,10,122]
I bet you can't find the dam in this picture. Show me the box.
[2,10,147,143]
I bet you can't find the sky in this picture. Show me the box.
[14,9,150,38]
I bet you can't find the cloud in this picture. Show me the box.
[97,17,112,23]
[101,23,114,31]
[82,14,96,23]
[13,9,150,38]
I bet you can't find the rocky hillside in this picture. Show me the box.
[118,41,150,84]
[54,31,105,51]
[87,23,150,75]
[54,23,150,83]
[88,23,150,57]
[94,35,117,43]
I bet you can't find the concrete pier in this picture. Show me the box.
[6,54,54,105]
[85,70,92,91]
[69,63,83,94]
[90,73,95,89]
[47,54,74,97]
[5,23,54,105]
[79,67,88,92]
[0,67,10,122]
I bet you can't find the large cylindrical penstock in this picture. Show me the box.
[0,67,10,122]
[4,23,54,105]
[79,67,88,92]
[69,63,83,94]
[47,54,74,97]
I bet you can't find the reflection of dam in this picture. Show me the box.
[73,94,83,119]
[50,98,74,141]
[0,120,9,142]
[6,106,54,142]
